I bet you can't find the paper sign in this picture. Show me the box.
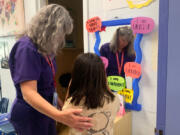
[126,0,153,9]
[107,76,126,92]
[86,17,102,33]
[100,56,109,69]
[131,17,155,34]
[118,88,134,104]
[124,62,141,78]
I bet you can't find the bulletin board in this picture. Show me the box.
[0,0,25,36]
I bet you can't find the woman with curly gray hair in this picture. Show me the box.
[9,4,92,135]
[100,26,135,78]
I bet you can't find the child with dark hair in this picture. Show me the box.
[63,53,120,135]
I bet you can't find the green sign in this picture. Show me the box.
[107,76,126,92]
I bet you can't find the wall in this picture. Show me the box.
[83,0,159,135]
[0,69,16,112]
[0,0,46,113]
[24,0,47,24]
[24,0,38,24]
[165,0,180,134]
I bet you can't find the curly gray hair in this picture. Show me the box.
[110,26,135,56]
[18,4,73,55]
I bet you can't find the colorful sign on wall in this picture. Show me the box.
[0,0,25,36]
[126,0,154,9]
[118,88,134,104]
[107,76,126,92]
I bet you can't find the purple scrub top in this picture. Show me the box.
[100,43,135,77]
[8,36,56,135]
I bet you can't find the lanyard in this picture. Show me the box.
[45,56,56,88]
[116,51,124,76]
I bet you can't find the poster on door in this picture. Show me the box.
[0,0,25,36]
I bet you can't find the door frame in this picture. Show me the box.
[156,0,169,134]
[83,0,90,53]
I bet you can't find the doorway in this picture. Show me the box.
[47,0,84,133]
[47,0,83,100]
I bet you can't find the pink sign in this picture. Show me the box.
[100,56,109,69]
[131,17,155,34]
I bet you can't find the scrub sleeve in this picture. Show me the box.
[9,37,56,135]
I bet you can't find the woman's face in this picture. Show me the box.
[118,36,128,49]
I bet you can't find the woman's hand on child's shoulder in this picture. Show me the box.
[58,109,93,132]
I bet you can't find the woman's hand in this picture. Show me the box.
[57,109,93,131]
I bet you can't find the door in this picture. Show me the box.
[83,0,159,135]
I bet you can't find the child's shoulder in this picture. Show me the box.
[113,93,121,102]
[114,93,121,106]
[63,94,120,111]
[62,97,84,110]
[106,92,120,104]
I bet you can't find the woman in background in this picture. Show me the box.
[9,4,92,135]
[100,26,135,78]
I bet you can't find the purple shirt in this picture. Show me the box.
[9,36,57,134]
[9,36,56,101]
[100,43,135,77]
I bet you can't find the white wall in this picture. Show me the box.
[0,69,16,112]
[83,0,159,135]
[24,0,47,24]
[0,37,16,112]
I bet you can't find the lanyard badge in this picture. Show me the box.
[107,51,126,92]
[116,51,124,76]
[45,56,58,108]
[45,56,56,88]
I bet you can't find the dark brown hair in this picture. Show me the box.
[68,53,115,109]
